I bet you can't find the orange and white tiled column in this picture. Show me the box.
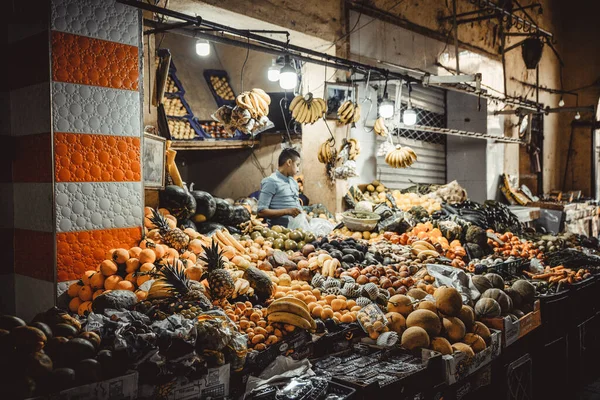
[0,0,145,319]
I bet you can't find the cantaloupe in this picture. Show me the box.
[388,295,413,317]
[434,287,462,317]
[463,333,486,353]
[471,275,493,294]
[417,301,438,314]
[484,273,504,289]
[471,321,492,344]
[474,298,501,318]
[407,288,428,300]
[385,312,406,334]
[452,342,475,359]
[481,288,512,313]
[511,280,536,304]
[458,305,475,331]
[431,337,453,355]
[401,326,430,350]
[406,309,441,337]
[443,317,466,343]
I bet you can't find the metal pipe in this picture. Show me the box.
[452,0,460,75]
[475,0,553,37]
[456,14,499,25]
[439,7,495,21]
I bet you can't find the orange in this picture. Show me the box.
[105,248,116,260]
[165,248,179,260]
[136,275,151,287]
[92,289,104,300]
[185,265,203,281]
[136,290,148,301]
[104,275,122,290]
[125,258,140,273]
[125,273,137,285]
[180,251,197,264]
[68,282,82,298]
[90,273,105,290]
[100,260,118,276]
[78,301,92,317]
[128,246,142,258]
[112,248,130,264]
[139,238,155,249]
[69,297,82,313]
[115,280,135,291]
[139,249,156,264]
[78,285,93,301]
[153,244,166,259]
[82,270,96,286]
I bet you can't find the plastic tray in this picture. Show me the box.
[165,69,186,95]
[164,92,194,118]
[166,115,209,141]
[492,258,529,278]
[203,69,236,107]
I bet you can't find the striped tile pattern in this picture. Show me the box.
[50,0,142,281]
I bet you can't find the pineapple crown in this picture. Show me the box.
[199,240,225,272]
[149,208,170,231]
[155,262,190,297]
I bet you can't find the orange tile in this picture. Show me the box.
[51,31,139,91]
[54,133,141,182]
[56,226,142,282]
[13,133,52,183]
[14,229,54,282]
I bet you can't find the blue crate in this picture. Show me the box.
[164,92,194,118]
[203,69,237,107]
[166,116,209,141]
[165,69,185,95]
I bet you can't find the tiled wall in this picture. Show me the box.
[50,0,143,282]
[1,0,143,319]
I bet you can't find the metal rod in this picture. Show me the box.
[456,14,499,25]
[536,64,539,105]
[439,7,494,21]
[474,0,552,37]
[405,124,524,144]
[144,21,194,35]
[502,39,527,53]
[511,77,577,96]
[452,0,460,75]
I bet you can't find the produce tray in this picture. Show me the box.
[166,69,186,95]
[312,323,364,358]
[166,116,209,141]
[203,69,236,107]
[442,329,501,385]
[245,330,312,374]
[481,300,541,347]
[492,258,529,278]
[164,92,194,118]
[198,117,251,141]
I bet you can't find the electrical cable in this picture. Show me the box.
[240,34,250,92]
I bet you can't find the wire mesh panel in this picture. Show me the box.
[396,104,446,145]
[506,354,533,400]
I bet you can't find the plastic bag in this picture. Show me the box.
[425,264,481,303]
[151,314,197,360]
[309,218,334,237]
[195,309,237,353]
[378,211,415,233]
[225,331,249,372]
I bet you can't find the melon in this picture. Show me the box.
[463,333,486,353]
[504,288,523,310]
[511,280,536,304]
[431,337,453,355]
[406,309,442,337]
[388,295,413,317]
[458,305,475,331]
[443,317,466,343]
[484,273,505,289]
[471,321,492,344]
[434,287,462,317]
[417,301,438,314]
[471,275,493,294]
[474,298,501,318]
[407,288,428,300]
[513,309,525,318]
[481,288,512,313]
[385,312,406,334]
[401,326,430,350]
[452,342,475,359]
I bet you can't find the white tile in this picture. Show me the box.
[15,274,55,323]
[10,83,51,136]
[51,0,140,46]
[13,183,54,232]
[52,82,141,136]
[0,184,14,229]
[55,181,143,232]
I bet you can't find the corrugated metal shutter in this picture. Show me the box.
[376,85,446,190]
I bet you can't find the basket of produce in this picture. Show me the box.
[342,211,381,232]
[203,69,236,106]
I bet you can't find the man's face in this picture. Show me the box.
[285,158,300,176]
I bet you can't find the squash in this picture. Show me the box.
[189,187,217,221]
[212,198,234,224]
[406,309,442,337]
[159,185,197,221]
[504,288,523,310]
[474,298,501,318]
[443,317,466,342]
[471,275,493,294]
[484,273,505,289]
[481,288,512,313]
[511,280,536,304]
[0,315,26,331]
[401,326,430,350]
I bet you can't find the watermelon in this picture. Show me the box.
[227,205,251,226]
[189,188,216,221]
[213,198,233,224]
[159,185,196,220]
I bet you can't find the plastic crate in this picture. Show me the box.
[166,69,186,95]
[203,69,236,107]
[535,289,570,340]
[532,335,569,399]
[166,116,208,141]
[506,354,533,400]
[570,276,596,324]
[493,258,529,278]
[164,92,194,118]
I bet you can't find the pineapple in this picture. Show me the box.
[200,240,234,301]
[149,209,190,251]
[147,262,211,310]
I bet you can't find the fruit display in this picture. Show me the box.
[487,231,544,260]
[374,117,388,136]
[317,139,336,164]
[165,76,181,93]
[199,120,229,138]
[167,118,197,140]
[209,75,235,101]
[337,101,361,125]
[385,145,417,168]
[289,93,327,124]
[163,96,188,116]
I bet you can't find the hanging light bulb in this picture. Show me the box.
[402,83,417,126]
[558,97,565,107]
[379,95,395,119]
[279,55,297,90]
[575,111,581,120]
[195,39,210,56]
[267,59,280,82]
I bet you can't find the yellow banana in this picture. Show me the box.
[252,88,271,105]
[272,296,310,312]
[289,95,303,113]
[267,312,313,330]
[267,302,315,328]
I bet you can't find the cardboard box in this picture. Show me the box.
[442,330,501,385]
[28,371,138,400]
[138,364,229,400]
[482,300,541,347]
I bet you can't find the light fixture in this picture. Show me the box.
[379,95,395,119]
[558,98,565,107]
[575,111,581,120]
[195,39,210,56]
[279,55,297,90]
[267,59,280,82]
[402,83,417,126]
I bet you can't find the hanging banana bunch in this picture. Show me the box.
[290,93,327,124]
[385,145,417,168]
[318,139,336,164]
[373,117,388,136]
[337,100,361,125]
[347,138,361,161]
